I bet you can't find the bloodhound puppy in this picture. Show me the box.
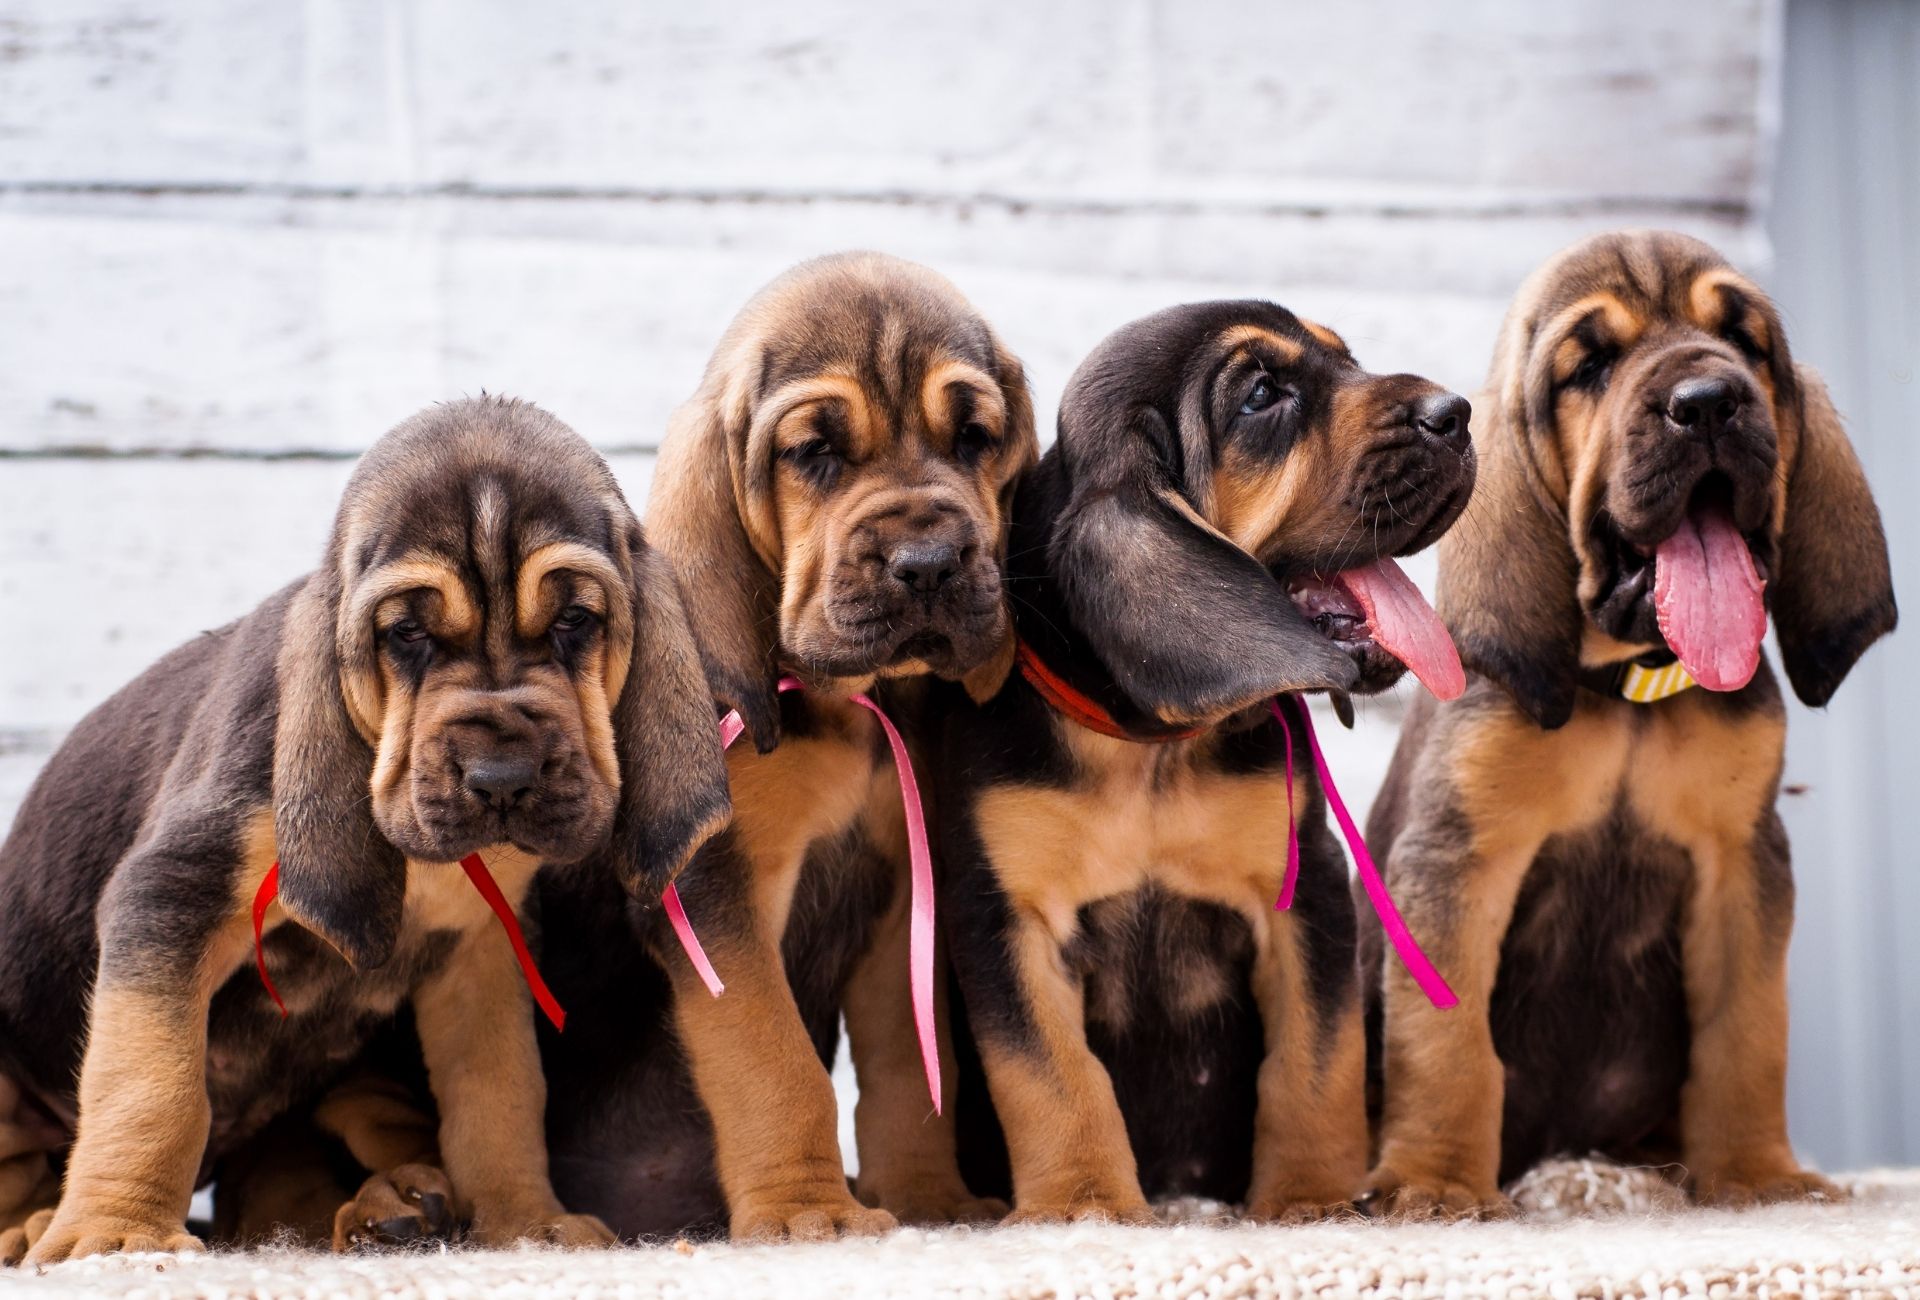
[934,301,1476,1221]
[535,252,1038,1240]
[1361,230,1896,1217]
[0,397,729,1263]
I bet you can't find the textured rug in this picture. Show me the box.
[4,1166,1915,1299]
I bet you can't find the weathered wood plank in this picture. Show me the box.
[0,0,1773,205]
[0,203,1767,454]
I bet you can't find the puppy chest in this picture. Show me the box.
[976,760,1293,938]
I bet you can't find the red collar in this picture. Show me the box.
[1014,639,1203,744]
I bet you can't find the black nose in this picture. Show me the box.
[1668,377,1741,437]
[463,757,538,811]
[889,542,959,596]
[1413,392,1470,442]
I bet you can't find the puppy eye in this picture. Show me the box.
[954,422,997,465]
[1240,376,1292,415]
[389,619,430,644]
[793,437,839,463]
[1569,352,1613,390]
[552,605,594,632]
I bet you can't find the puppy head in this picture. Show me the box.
[1447,229,1895,726]
[1046,300,1477,727]
[272,397,730,969]
[649,252,1038,748]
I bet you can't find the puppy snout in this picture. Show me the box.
[462,756,539,811]
[1412,392,1471,444]
[1666,376,1742,439]
[889,540,960,596]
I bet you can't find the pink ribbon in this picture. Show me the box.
[1270,696,1457,1010]
[662,677,943,1113]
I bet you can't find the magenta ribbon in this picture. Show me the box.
[1270,696,1457,1010]
[662,677,943,1113]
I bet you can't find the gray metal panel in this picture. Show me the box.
[1768,0,1919,1169]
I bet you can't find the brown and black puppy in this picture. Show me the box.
[536,252,1038,1240]
[935,301,1475,1222]
[0,397,729,1264]
[1362,230,1895,1217]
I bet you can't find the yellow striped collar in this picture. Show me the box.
[1580,655,1698,703]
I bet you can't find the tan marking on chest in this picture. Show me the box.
[402,844,543,934]
[726,698,878,935]
[976,728,1292,944]
[1452,691,1784,863]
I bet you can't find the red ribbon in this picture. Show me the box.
[252,851,566,1031]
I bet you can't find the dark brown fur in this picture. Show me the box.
[0,397,729,1263]
[936,300,1475,1222]
[1362,230,1896,1219]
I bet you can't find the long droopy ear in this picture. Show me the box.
[1436,304,1585,729]
[1437,415,1584,729]
[1051,405,1356,726]
[272,573,407,970]
[1772,364,1896,706]
[602,530,734,899]
[646,373,784,751]
[961,327,1042,704]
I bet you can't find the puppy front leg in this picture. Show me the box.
[844,880,1004,1225]
[1364,826,1537,1220]
[1243,901,1367,1222]
[21,857,257,1267]
[668,915,896,1242]
[412,925,613,1247]
[955,905,1147,1225]
[23,983,215,1264]
[1680,817,1839,1206]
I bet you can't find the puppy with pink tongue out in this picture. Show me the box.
[1360,231,1894,1221]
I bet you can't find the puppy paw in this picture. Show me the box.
[1244,1194,1365,1225]
[21,1209,202,1265]
[1359,1165,1511,1221]
[515,1213,619,1248]
[1693,1163,1846,1209]
[731,1189,897,1243]
[857,1177,1007,1227]
[333,1164,459,1252]
[1,1209,53,1266]
[1003,1193,1154,1227]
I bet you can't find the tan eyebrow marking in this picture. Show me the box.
[1299,319,1349,353]
[1215,325,1304,364]
[919,358,1007,439]
[1689,268,1771,348]
[1541,292,1645,383]
[347,556,476,640]
[514,542,625,638]
[758,372,880,459]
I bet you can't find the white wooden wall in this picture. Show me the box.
[8,0,1904,1167]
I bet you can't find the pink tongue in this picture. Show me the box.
[1335,558,1466,701]
[1653,505,1766,691]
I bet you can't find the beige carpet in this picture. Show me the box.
[4,1167,1916,1299]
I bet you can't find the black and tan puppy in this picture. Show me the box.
[937,301,1476,1222]
[1362,230,1895,1217]
[536,252,1038,1240]
[0,397,729,1263]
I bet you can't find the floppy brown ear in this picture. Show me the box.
[962,329,1042,705]
[602,532,732,897]
[1436,399,1584,729]
[272,574,407,971]
[1052,408,1356,725]
[1772,364,1896,706]
[647,379,783,751]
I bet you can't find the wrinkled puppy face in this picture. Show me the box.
[1520,235,1791,651]
[749,269,1030,682]
[334,428,640,865]
[1173,306,1476,692]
